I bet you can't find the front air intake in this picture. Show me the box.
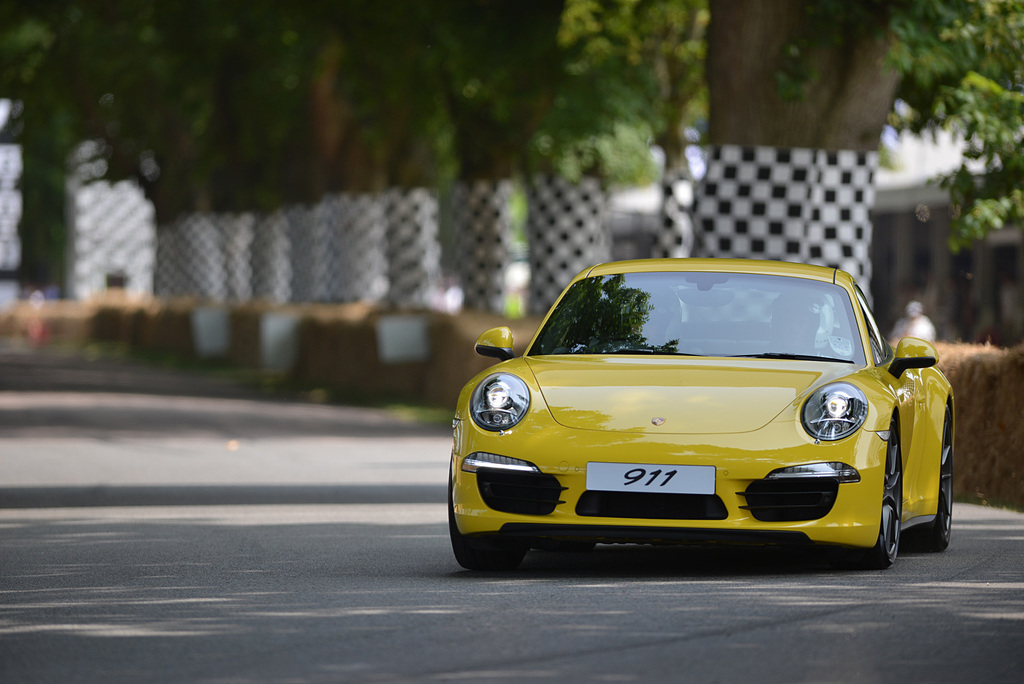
[740,479,839,522]
[476,470,565,515]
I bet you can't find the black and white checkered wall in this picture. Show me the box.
[68,180,155,299]
[332,193,389,303]
[656,166,696,259]
[384,187,441,309]
[526,175,610,316]
[0,143,21,277]
[152,190,429,306]
[249,210,292,303]
[222,213,255,301]
[695,144,877,290]
[451,179,512,313]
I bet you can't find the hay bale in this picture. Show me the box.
[0,300,94,344]
[937,342,1024,508]
[424,310,543,407]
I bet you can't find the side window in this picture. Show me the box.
[854,286,889,365]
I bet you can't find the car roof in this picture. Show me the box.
[580,258,852,287]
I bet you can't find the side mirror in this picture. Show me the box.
[475,326,515,361]
[889,337,937,378]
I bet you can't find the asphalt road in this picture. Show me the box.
[2,343,1023,683]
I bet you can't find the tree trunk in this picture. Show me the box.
[707,0,900,151]
[699,0,899,294]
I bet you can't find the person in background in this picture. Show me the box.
[889,300,936,343]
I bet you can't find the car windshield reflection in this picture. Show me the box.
[529,271,866,366]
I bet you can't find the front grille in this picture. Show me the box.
[740,479,839,522]
[476,470,566,515]
[576,491,728,520]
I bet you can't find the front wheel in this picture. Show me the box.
[861,417,903,569]
[448,474,527,571]
[835,417,903,570]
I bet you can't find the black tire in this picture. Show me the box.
[858,416,903,570]
[448,473,527,571]
[919,405,954,552]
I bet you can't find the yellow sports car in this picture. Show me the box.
[449,259,954,570]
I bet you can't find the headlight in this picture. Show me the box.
[470,373,530,431]
[801,382,868,441]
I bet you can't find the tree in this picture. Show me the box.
[889,0,1024,249]
[702,0,1024,269]
[2,1,668,296]
[556,0,708,260]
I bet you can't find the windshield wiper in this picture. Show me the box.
[732,352,855,364]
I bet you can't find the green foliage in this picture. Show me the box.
[9,0,1024,282]
[550,0,707,179]
[427,0,565,182]
[888,0,1024,248]
[775,0,892,102]
[747,0,1024,247]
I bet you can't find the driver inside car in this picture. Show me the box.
[771,291,824,357]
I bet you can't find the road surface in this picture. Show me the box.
[1,344,1023,682]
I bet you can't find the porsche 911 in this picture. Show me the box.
[449,259,954,570]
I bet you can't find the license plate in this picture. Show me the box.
[586,462,715,495]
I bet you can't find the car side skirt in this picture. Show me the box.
[901,513,937,531]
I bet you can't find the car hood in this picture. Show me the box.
[525,356,856,435]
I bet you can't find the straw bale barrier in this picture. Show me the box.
[2,300,1022,509]
[934,342,1024,509]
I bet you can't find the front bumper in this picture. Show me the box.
[451,417,888,550]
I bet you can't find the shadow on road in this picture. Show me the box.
[0,484,445,508]
[0,346,450,440]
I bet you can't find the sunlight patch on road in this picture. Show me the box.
[0,503,446,527]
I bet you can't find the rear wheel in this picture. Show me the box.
[448,471,527,571]
[919,405,954,552]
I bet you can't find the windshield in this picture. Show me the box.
[528,271,866,364]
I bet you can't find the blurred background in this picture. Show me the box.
[1,0,1023,343]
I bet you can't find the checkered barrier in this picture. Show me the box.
[0,144,21,273]
[68,180,155,298]
[656,167,696,259]
[694,144,877,289]
[806,149,876,287]
[222,213,255,301]
[155,213,253,300]
[451,179,512,313]
[526,175,610,315]
[331,193,389,303]
[285,205,319,303]
[153,193,401,305]
[249,210,292,303]
[384,187,441,309]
